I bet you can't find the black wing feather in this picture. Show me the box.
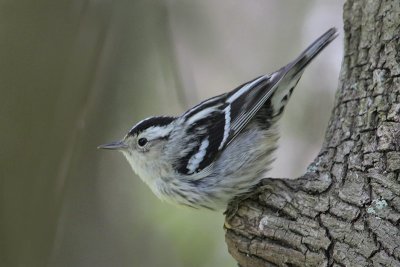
[175,106,227,174]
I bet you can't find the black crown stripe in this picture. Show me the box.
[128,116,175,136]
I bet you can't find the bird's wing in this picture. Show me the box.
[172,28,337,176]
[172,74,280,175]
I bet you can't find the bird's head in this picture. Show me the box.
[98,116,176,183]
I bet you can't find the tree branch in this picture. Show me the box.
[225,0,400,266]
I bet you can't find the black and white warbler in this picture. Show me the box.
[99,28,337,210]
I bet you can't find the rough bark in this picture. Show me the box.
[225,1,400,266]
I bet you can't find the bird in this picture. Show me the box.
[98,28,337,211]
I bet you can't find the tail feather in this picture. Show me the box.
[286,27,338,78]
[270,27,338,117]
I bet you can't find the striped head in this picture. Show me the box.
[98,116,176,185]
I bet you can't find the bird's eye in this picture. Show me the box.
[138,138,148,147]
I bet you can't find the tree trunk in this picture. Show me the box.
[225,0,400,266]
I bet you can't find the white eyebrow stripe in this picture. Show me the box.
[144,125,174,140]
[187,138,210,173]
[227,75,266,103]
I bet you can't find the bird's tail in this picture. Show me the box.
[270,27,338,117]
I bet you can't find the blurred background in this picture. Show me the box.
[0,0,344,266]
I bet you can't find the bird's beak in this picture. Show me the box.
[97,140,128,150]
